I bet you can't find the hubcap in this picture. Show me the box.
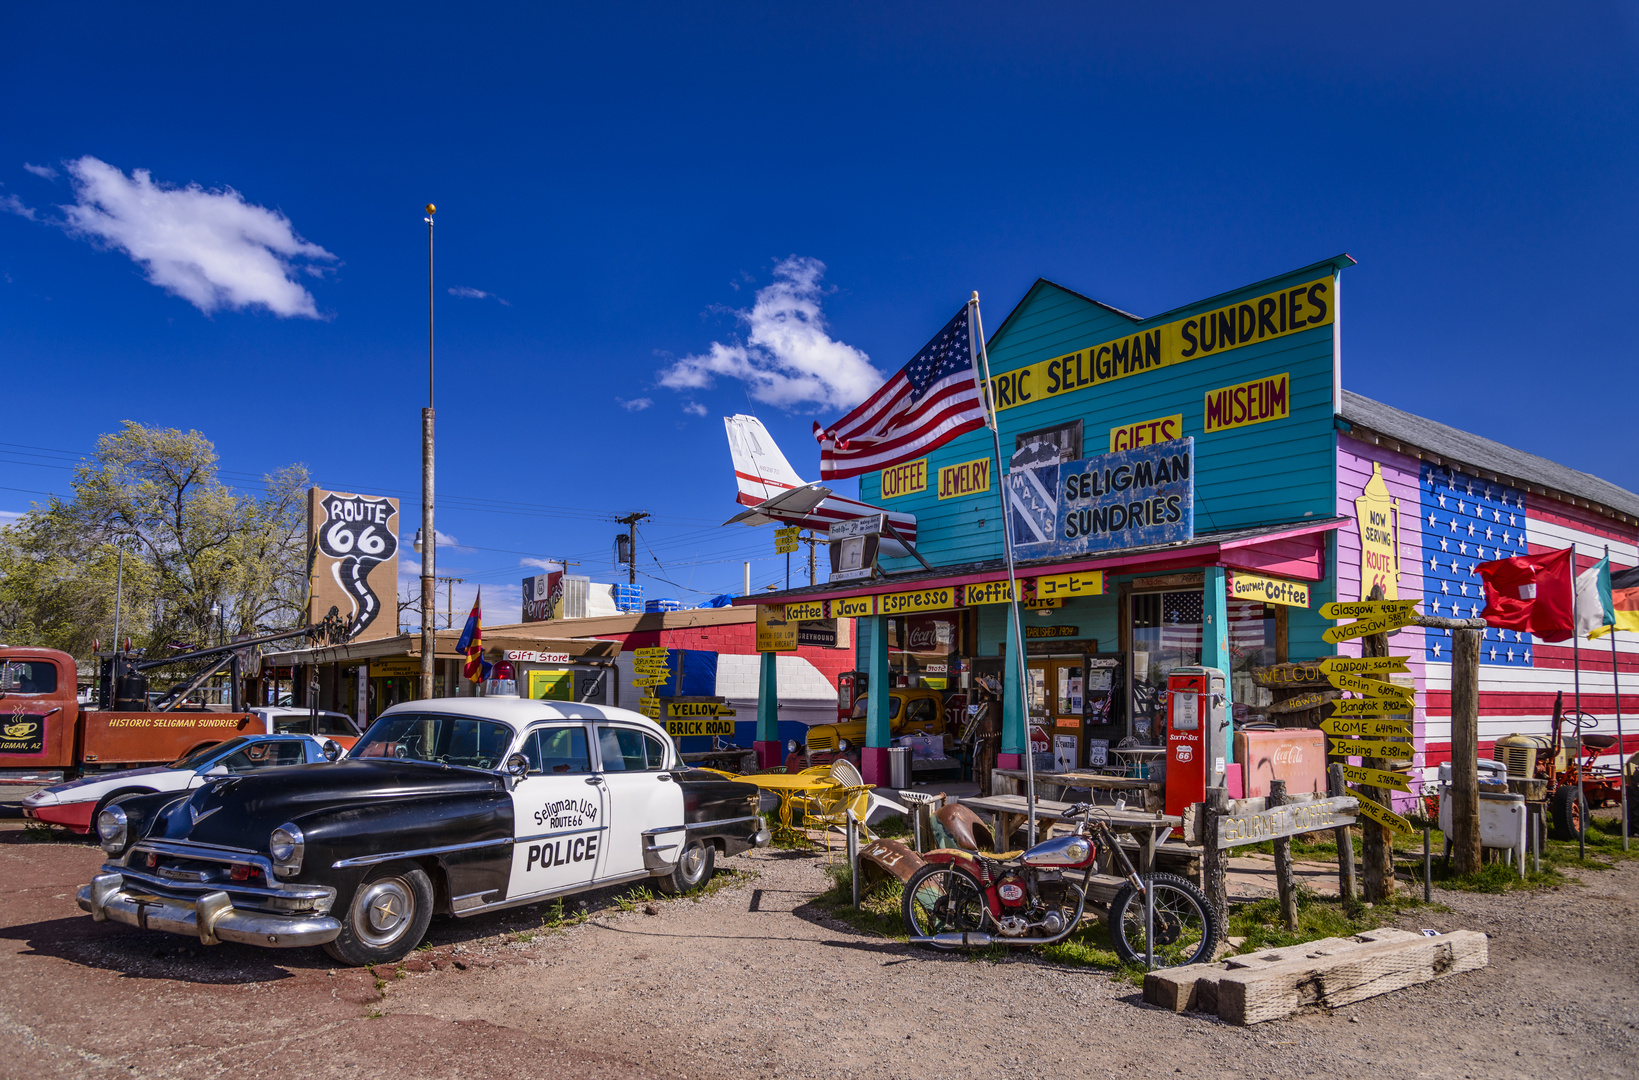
[680,843,706,882]
[353,878,415,948]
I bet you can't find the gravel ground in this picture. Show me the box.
[1,812,1635,1080]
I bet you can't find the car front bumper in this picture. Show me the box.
[77,873,342,948]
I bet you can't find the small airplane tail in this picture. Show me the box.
[725,415,805,504]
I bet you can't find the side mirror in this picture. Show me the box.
[205,764,229,775]
[505,753,530,778]
[322,740,342,762]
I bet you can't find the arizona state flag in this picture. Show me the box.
[455,591,489,682]
[1477,547,1574,642]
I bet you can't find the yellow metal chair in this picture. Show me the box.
[805,784,875,860]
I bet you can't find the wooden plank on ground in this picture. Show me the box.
[1215,931,1489,1025]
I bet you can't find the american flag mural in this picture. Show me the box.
[1337,437,1639,804]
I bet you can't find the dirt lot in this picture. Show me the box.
[2,812,1635,1080]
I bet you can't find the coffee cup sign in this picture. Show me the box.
[308,488,401,642]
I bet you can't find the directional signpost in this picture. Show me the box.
[1322,599,1422,884]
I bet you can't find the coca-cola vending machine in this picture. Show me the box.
[1163,666,1228,817]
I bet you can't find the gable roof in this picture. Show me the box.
[1338,391,1639,523]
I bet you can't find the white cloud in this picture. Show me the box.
[657,256,883,412]
[449,285,510,306]
[1,192,37,221]
[58,157,335,318]
[682,401,708,417]
[617,397,653,412]
[521,557,562,572]
[23,163,58,180]
[0,510,25,524]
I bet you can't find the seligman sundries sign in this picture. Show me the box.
[1007,437,1194,559]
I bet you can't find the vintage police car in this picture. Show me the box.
[78,698,768,966]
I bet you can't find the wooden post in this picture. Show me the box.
[1269,779,1297,931]
[1359,599,1397,903]
[1450,627,1483,876]
[1202,787,1229,926]
[1328,763,1357,903]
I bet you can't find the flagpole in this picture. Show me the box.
[1607,544,1627,851]
[1572,548,1585,859]
[969,292,1037,847]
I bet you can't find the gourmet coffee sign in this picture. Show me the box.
[307,488,400,642]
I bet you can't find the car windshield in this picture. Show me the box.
[352,713,514,770]
[170,737,250,769]
[849,695,903,721]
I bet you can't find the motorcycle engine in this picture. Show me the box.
[996,916,1030,937]
[1039,910,1067,936]
[996,876,1026,907]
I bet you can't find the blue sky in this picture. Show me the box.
[3,3,1636,625]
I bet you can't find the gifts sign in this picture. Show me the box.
[309,489,401,642]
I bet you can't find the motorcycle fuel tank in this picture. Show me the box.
[1020,835,1092,867]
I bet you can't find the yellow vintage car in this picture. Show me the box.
[784,687,949,771]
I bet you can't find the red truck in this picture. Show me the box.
[0,626,324,784]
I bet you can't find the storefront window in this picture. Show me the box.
[1228,599,1276,723]
[1130,591,1202,743]
[888,615,959,689]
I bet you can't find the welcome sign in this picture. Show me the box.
[1008,438,1194,559]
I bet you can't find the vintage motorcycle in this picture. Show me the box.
[900,801,1218,967]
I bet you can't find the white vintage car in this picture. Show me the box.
[23,733,335,833]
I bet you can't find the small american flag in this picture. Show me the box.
[813,303,989,481]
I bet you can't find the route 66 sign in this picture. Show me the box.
[308,489,401,642]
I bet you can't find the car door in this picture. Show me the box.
[592,724,684,881]
[507,723,607,900]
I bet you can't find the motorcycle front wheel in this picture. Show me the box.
[902,863,990,948]
[1108,871,1219,967]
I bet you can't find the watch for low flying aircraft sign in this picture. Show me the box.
[1352,790,1414,835]
[1328,672,1415,702]
[1320,716,1413,738]
[1340,763,1412,793]
[1328,738,1415,760]
[1318,655,1411,676]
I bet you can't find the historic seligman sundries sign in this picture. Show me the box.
[1007,438,1194,559]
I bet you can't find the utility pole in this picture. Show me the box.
[436,576,465,629]
[800,531,821,587]
[419,203,437,701]
[615,512,649,584]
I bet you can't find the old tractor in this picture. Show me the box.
[1492,691,1634,840]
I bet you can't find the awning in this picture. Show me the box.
[735,516,1348,606]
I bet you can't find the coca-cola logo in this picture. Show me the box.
[1274,745,1304,765]
[907,626,940,649]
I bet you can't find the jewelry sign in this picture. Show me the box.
[307,488,400,642]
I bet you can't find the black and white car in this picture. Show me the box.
[79,698,769,966]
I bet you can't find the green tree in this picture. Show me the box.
[0,422,311,660]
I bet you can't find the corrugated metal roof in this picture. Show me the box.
[1339,391,1639,520]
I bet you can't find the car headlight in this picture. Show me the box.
[786,740,798,753]
[96,805,129,854]
[269,822,304,877]
[837,738,852,753]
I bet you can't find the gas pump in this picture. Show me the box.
[837,671,864,722]
[1163,666,1228,817]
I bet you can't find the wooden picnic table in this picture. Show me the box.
[957,793,1182,875]
[992,768,1164,811]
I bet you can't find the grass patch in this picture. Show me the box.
[1226,885,1394,954]
[813,862,907,940]
[689,866,755,901]
[612,885,656,913]
[871,815,911,840]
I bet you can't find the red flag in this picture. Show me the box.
[1477,547,1574,642]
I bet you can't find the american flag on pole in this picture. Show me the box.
[813,303,989,481]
